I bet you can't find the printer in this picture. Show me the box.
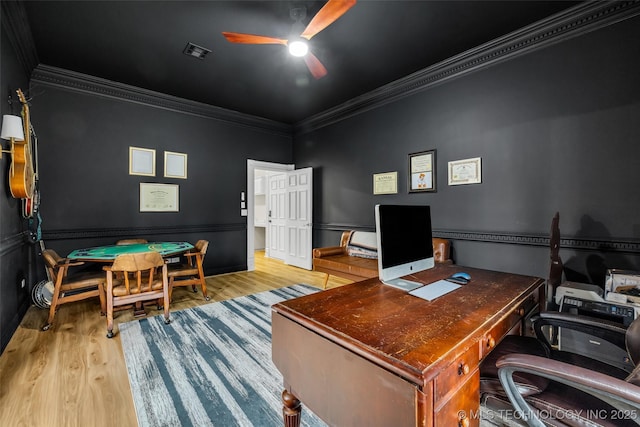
[555,281,638,372]
[555,281,604,305]
[556,281,639,325]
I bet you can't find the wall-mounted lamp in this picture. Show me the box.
[0,114,25,159]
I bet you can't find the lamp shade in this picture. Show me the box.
[1,115,25,141]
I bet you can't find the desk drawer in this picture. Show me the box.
[434,344,479,405]
[479,292,539,359]
[480,311,520,358]
[434,369,480,427]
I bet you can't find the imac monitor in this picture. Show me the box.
[375,204,434,291]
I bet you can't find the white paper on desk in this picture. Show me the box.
[409,280,461,301]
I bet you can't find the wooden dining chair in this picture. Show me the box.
[103,251,170,338]
[41,249,106,331]
[115,238,148,245]
[168,239,210,301]
[115,238,150,314]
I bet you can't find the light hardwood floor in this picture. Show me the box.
[0,251,351,427]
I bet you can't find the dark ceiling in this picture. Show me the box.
[23,1,580,124]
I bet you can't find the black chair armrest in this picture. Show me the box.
[532,311,628,353]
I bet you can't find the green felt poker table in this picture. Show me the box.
[67,241,194,261]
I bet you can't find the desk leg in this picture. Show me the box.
[282,389,301,427]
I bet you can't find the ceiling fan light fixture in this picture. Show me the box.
[288,40,308,57]
[223,0,358,78]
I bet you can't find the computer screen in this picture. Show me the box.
[375,204,434,291]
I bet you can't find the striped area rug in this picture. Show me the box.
[120,285,326,427]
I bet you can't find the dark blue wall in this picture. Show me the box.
[30,85,293,275]
[0,21,35,352]
[295,16,640,283]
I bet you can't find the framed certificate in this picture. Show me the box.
[373,171,398,195]
[448,157,482,185]
[409,150,436,193]
[139,183,179,212]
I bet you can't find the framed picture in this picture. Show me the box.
[373,171,398,195]
[448,157,482,185]
[164,151,187,179]
[139,183,179,212]
[409,150,436,193]
[129,147,156,176]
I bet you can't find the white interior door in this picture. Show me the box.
[247,160,294,271]
[285,167,313,270]
[268,173,287,261]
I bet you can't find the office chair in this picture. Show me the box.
[481,313,640,426]
[482,319,640,427]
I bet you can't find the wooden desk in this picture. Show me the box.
[272,263,544,427]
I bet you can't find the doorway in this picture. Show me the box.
[246,160,313,272]
[247,160,293,271]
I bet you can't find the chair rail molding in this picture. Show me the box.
[314,223,640,255]
[41,223,246,241]
[0,232,29,257]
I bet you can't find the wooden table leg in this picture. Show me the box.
[322,273,330,290]
[282,389,301,427]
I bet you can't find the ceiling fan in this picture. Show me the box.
[222,0,357,79]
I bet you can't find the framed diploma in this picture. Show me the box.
[139,183,179,212]
[409,150,436,193]
[373,171,398,195]
[448,157,482,185]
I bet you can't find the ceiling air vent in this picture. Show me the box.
[183,42,211,60]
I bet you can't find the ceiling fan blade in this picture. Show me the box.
[304,52,328,79]
[300,0,356,40]
[222,32,287,45]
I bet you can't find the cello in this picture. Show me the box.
[10,89,35,200]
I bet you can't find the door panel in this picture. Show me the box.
[285,167,313,270]
[268,174,287,261]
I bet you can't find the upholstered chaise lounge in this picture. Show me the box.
[312,230,452,288]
